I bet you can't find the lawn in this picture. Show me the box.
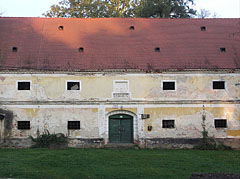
[0,148,239,179]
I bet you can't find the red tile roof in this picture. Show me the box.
[0,17,239,72]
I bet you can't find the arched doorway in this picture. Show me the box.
[109,114,133,143]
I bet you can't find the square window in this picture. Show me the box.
[214,119,227,128]
[67,81,80,90]
[162,120,175,128]
[163,81,175,90]
[213,81,225,89]
[18,121,30,130]
[68,121,80,129]
[18,82,30,90]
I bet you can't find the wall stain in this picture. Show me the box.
[24,108,39,118]
[0,108,14,138]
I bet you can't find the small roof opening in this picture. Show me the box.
[155,47,160,52]
[129,26,135,30]
[78,47,84,52]
[58,26,64,30]
[201,26,206,31]
[220,48,226,52]
[12,47,18,52]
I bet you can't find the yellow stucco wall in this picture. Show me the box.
[0,73,240,101]
[0,73,239,140]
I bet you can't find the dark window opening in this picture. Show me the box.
[155,47,160,52]
[214,119,227,128]
[58,26,64,30]
[78,47,84,52]
[162,120,175,128]
[220,48,226,52]
[129,26,135,30]
[18,82,30,90]
[68,121,80,129]
[12,47,18,52]
[18,121,30,130]
[67,82,80,90]
[147,126,152,131]
[163,81,175,90]
[201,26,206,31]
[213,81,225,89]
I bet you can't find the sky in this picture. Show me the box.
[0,0,239,18]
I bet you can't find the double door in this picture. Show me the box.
[109,114,133,143]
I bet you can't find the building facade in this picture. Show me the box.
[0,18,240,148]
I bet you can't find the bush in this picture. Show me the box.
[30,130,67,148]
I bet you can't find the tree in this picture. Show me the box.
[43,0,138,18]
[197,8,219,18]
[43,0,196,18]
[197,8,211,18]
[136,0,196,18]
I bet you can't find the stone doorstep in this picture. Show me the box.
[104,143,139,149]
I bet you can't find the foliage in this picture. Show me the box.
[30,130,67,148]
[0,148,240,178]
[43,0,196,18]
[43,0,138,18]
[194,107,231,150]
[136,0,196,18]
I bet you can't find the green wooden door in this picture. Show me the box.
[109,114,133,143]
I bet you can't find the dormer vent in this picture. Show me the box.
[129,26,135,30]
[78,47,84,52]
[155,47,160,52]
[220,48,226,52]
[201,26,206,31]
[12,47,18,52]
[58,26,64,30]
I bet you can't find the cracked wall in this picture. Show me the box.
[0,72,240,146]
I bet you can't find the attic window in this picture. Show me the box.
[78,47,84,52]
[58,26,64,30]
[67,81,80,90]
[220,48,226,52]
[155,47,160,52]
[18,81,31,90]
[201,26,206,31]
[163,81,175,90]
[129,26,135,30]
[213,81,225,90]
[12,47,18,52]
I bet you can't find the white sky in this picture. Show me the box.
[0,0,239,18]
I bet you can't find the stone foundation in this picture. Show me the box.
[143,138,240,149]
[0,138,33,148]
[0,137,239,149]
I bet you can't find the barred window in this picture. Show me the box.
[162,120,175,128]
[68,121,80,130]
[163,81,175,90]
[213,81,225,89]
[67,81,80,90]
[18,121,30,130]
[214,119,227,128]
[18,82,30,90]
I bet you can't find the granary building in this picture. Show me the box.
[0,17,240,148]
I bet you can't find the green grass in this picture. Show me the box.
[0,148,239,179]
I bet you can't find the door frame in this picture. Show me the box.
[109,114,133,143]
[106,110,138,144]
